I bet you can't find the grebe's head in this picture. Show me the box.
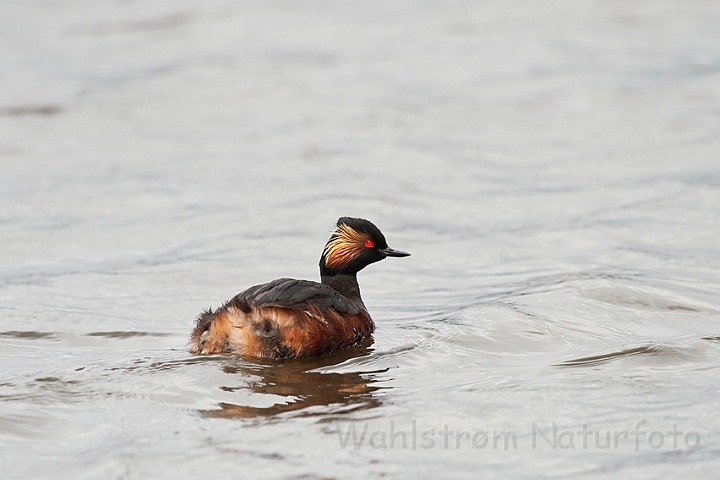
[320,217,410,276]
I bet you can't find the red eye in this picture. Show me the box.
[365,240,374,248]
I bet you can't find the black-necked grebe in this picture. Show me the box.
[190,217,410,359]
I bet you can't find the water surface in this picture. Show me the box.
[2,1,720,478]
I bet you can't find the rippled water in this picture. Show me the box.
[2,1,720,478]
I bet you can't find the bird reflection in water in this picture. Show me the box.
[201,338,386,419]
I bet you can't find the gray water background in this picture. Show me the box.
[2,1,720,478]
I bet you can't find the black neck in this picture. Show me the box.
[321,273,366,310]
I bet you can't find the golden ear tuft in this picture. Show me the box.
[323,224,371,271]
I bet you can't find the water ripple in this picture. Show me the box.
[558,344,688,368]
